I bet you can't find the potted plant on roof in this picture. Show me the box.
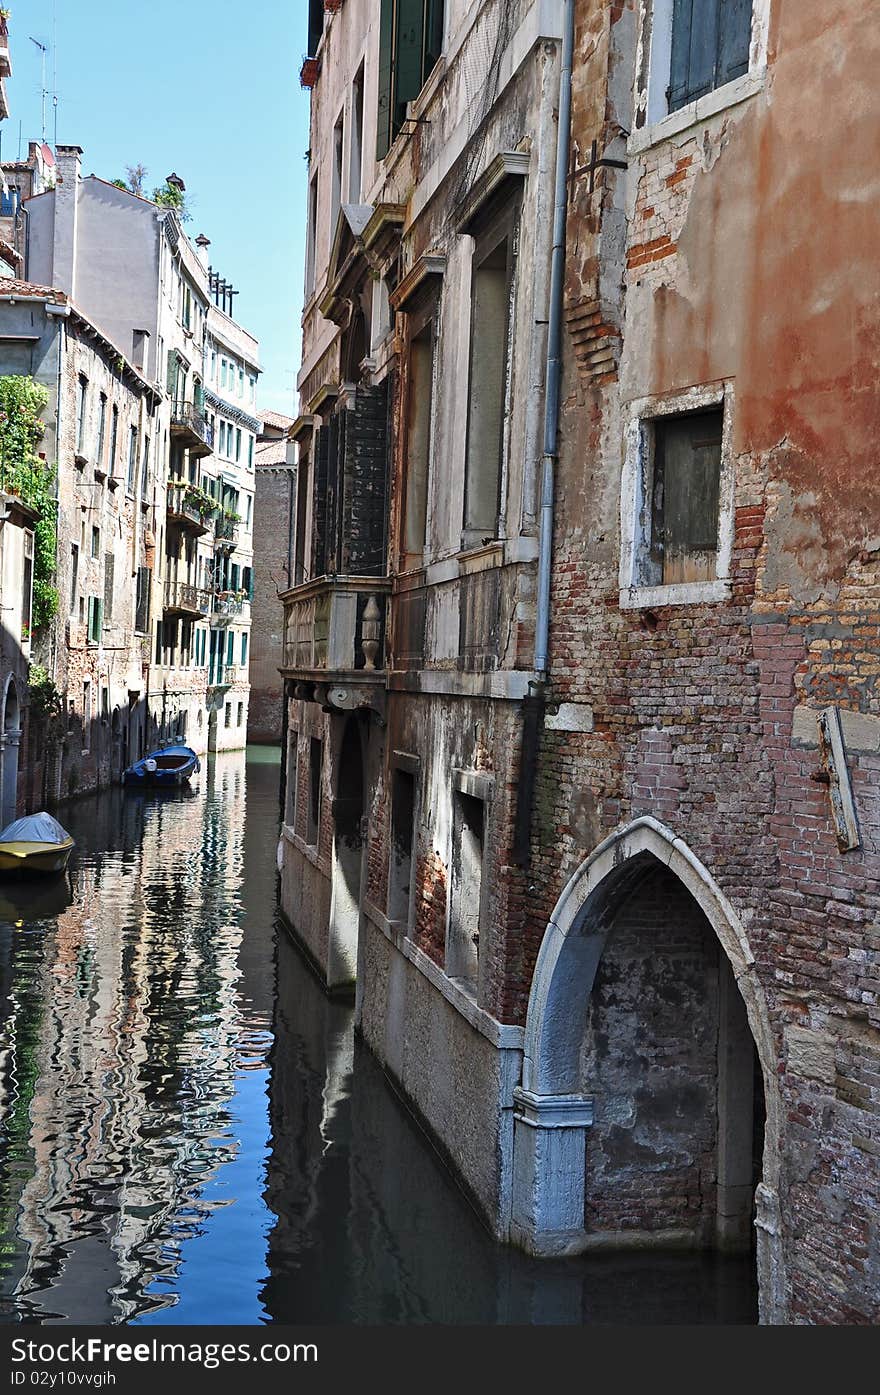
[300,56,320,88]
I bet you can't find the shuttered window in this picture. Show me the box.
[103,553,115,623]
[376,0,446,160]
[650,409,723,585]
[135,566,151,635]
[87,595,104,645]
[668,0,752,113]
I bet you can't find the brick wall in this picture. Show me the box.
[249,465,294,743]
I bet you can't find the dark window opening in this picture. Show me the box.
[648,407,723,586]
[389,767,416,924]
[307,737,323,845]
[447,790,485,986]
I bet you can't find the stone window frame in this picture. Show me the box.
[618,379,735,610]
[631,0,771,155]
[445,767,494,998]
[387,749,421,938]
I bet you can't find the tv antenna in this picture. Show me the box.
[29,36,49,144]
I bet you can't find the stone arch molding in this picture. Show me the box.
[511,816,787,1322]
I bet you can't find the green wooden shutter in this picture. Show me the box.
[718,0,752,87]
[376,0,396,161]
[395,0,426,133]
[166,349,178,395]
[425,0,444,73]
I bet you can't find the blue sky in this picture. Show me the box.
[3,0,310,416]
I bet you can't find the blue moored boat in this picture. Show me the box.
[123,744,200,788]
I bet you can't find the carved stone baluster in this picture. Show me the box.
[361,594,381,671]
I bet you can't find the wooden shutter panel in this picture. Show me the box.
[395,0,426,131]
[718,0,752,87]
[104,553,114,623]
[307,0,323,58]
[376,0,396,161]
[668,0,719,112]
[425,0,444,73]
[166,349,178,395]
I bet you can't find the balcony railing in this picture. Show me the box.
[170,400,214,457]
[164,581,211,619]
[166,479,215,534]
[212,590,247,619]
[281,577,389,676]
[214,515,239,546]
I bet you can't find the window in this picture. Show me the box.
[331,109,344,236]
[104,554,114,624]
[135,566,151,634]
[350,63,365,201]
[285,731,299,827]
[463,210,518,548]
[227,629,235,667]
[224,701,232,728]
[235,427,241,462]
[240,632,248,667]
[127,426,138,492]
[307,0,323,57]
[109,405,119,476]
[82,681,92,753]
[21,533,33,643]
[668,0,752,113]
[389,764,417,925]
[307,737,322,845]
[402,312,436,568]
[91,525,100,560]
[237,701,244,727]
[248,436,254,469]
[76,376,89,455]
[220,358,228,390]
[376,0,445,160]
[87,595,103,645]
[96,394,107,466]
[238,368,244,398]
[639,0,760,129]
[447,787,485,987]
[69,542,79,614]
[141,433,150,496]
[619,387,734,607]
[305,173,318,298]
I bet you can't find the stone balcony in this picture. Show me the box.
[166,480,214,535]
[164,580,211,620]
[279,576,390,717]
[170,400,214,458]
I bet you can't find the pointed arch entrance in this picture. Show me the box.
[1,676,21,828]
[511,817,785,1322]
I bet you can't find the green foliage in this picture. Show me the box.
[153,180,192,223]
[183,482,217,518]
[0,376,60,630]
[27,662,63,724]
[110,178,128,190]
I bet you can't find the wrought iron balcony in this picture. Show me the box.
[214,515,239,548]
[166,479,214,535]
[212,590,248,620]
[280,576,389,680]
[170,400,214,457]
[164,580,211,619]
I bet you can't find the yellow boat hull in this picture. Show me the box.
[0,839,74,875]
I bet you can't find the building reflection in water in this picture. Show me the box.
[0,748,755,1325]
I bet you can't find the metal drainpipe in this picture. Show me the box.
[534,0,575,682]
[512,0,575,867]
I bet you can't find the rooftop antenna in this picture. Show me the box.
[29,36,48,144]
[52,0,58,150]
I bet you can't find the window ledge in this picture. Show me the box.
[629,67,767,156]
[619,578,732,610]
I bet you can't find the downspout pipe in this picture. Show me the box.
[534,0,575,681]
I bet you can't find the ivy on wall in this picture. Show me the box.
[0,375,60,631]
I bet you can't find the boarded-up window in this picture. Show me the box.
[307,737,323,845]
[402,318,435,567]
[447,790,484,986]
[464,215,516,549]
[668,0,752,113]
[650,409,722,585]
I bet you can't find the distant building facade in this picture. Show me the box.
[248,410,296,745]
[22,146,259,762]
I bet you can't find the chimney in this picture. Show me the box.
[52,145,83,297]
[195,233,210,267]
[131,328,150,374]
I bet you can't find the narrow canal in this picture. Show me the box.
[0,749,756,1325]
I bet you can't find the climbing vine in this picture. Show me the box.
[0,375,60,631]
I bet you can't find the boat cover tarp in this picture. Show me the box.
[0,813,72,845]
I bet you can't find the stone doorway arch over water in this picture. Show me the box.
[510,816,786,1323]
[1,676,21,827]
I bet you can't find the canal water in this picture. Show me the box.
[0,749,756,1325]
